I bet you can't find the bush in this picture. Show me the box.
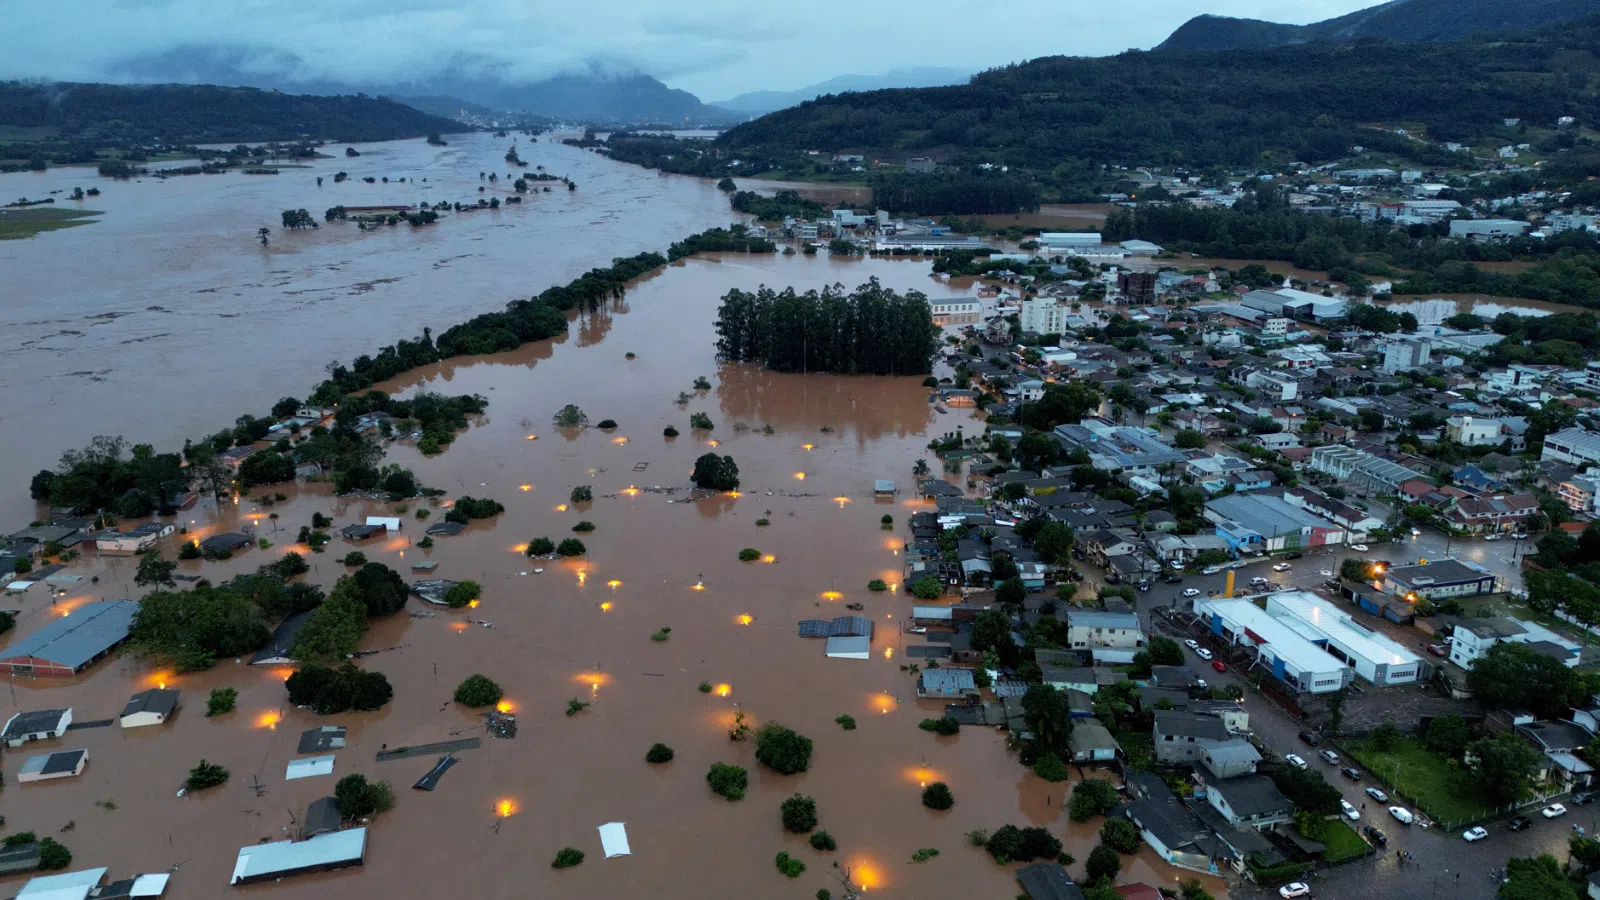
[698,680,714,693]
[552,405,587,427]
[551,847,585,869]
[1032,753,1070,782]
[178,540,201,560]
[334,773,395,819]
[911,848,940,862]
[646,743,675,763]
[596,419,618,429]
[910,576,943,599]
[444,495,504,524]
[186,759,230,790]
[527,537,555,556]
[206,687,237,717]
[918,717,960,736]
[867,579,888,591]
[1068,779,1120,821]
[835,714,857,730]
[1086,844,1121,882]
[556,538,587,556]
[339,551,368,567]
[781,793,818,832]
[809,830,837,851]
[690,412,714,430]
[707,762,748,800]
[921,781,954,810]
[570,486,593,503]
[443,581,480,608]
[775,851,806,878]
[755,723,813,775]
[663,426,679,437]
[738,548,761,561]
[37,838,71,871]
[651,627,671,642]
[566,698,590,716]
[572,521,595,533]
[454,674,504,707]
[1100,817,1140,854]
[755,518,770,526]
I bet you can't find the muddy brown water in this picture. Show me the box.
[0,159,1229,900]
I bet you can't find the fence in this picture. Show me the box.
[1332,737,1566,831]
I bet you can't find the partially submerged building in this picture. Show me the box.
[250,611,310,666]
[2,708,72,747]
[230,828,367,885]
[303,797,343,838]
[18,748,88,782]
[0,600,137,675]
[120,689,179,728]
[14,867,108,900]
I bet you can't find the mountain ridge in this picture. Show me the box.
[712,67,971,116]
[1158,0,1598,52]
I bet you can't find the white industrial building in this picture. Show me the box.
[1264,591,1422,686]
[1448,219,1530,241]
[1193,598,1352,694]
[1543,428,1600,468]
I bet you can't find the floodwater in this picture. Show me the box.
[0,137,1229,900]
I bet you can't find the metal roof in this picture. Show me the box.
[2,709,70,740]
[1196,598,1350,678]
[1015,862,1087,900]
[231,828,367,884]
[1387,558,1493,587]
[120,688,179,719]
[16,867,108,900]
[0,600,136,670]
[824,636,870,658]
[252,611,310,665]
[919,668,977,694]
[1266,592,1421,668]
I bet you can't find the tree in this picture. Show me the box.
[1192,549,1229,566]
[1500,854,1578,900]
[910,576,943,599]
[1146,635,1185,666]
[922,781,954,810]
[1085,844,1121,882]
[1368,720,1400,751]
[286,663,392,714]
[1469,733,1540,805]
[1570,836,1600,876]
[1174,429,1207,449]
[1467,641,1588,719]
[552,848,585,869]
[557,538,587,556]
[1099,817,1140,854]
[186,759,230,790]
[691,453,740,490]
[1357,408,1385,432]
[1266,765,1342,816]
[1068,778,1121,822]
[996,577,1027,607]
[646,743,675,763]
[755,723,813,775]
[1422,713,1469,759]
[781,794,818,832]
[1022,684,1072,756]
[206,687,237,717]
[443,581,481,608]
[129,583,273,671]
[134,550,177,588]
[527,537,555,556]
[706,762,748,800]
[552,404,588,427]
[1033,521,1074,564]
[37,837,71,871]
[334,773,394,819]
[454,674,503,707]
[1340,558,1374,582]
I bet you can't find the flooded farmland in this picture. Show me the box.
[0,141,1226,899]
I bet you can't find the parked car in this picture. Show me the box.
[1285,552,1304,560]
[1164,575,1183,584]
[1297,731,1322,747]
[1273,563,1292,572]
[1319,749,1339,765]
[1184,639,1199,651]
[1211,660,1227,672]
[1390,806,1415,825]
[1340,767,1362,781]
[1196,648,1214,661]
[1251,576,1271,586]
[1201,565,1224,576]
[1365,787,1388,802]
[1484,534,1502,541]
[1512,532,1528,540]
[1341,800,1360,821]
[1462,826,1488,842]
[1572,791,1598,806]
[1426,644,1447,657]
[1363,825,1388,846]
[1543,803,1568,818]
[1278,883,1311,899]
[1350,543,1369,552]
[1182,588,1201,598]
[1508,816,1531,831]
[1285,753,1308,770]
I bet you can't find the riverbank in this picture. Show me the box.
[0,206,101,239]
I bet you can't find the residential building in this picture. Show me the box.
[1020,298,1071,335]
[1153,711,1235,765]
[1015,862,1088,900]
[18,748,88,783]
[119,688,179,728]
[1065,610,1145,651]
[1244,369,1299,401]
[917,668,978,699]
[251,610,311,666]
[1380,335,1432,373]
[1445,492,1537,534]
[1052,421,1187,475]
[1199,740,1261,777]
[1194,598,1352,694]
[1117,272,1157,304]
[1445,415,1503,446]
[906,157,937,174]
[1203,494,1346,553]
[1,709,72,747]
[1067,718,1124,763]
[929,297,981,325]
[1560,472,1600,515]
[1451,617,1581,669]
[1265,592,1421,686]
[1543,428,1600,468]
[1309,445,1424,494]
[1384,559,1497,600]
[1204,775,1294,830]
[0,600,137,676]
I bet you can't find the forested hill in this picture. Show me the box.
[0,82,465,145]
[1158,0,1597,52]
[712,18,1600,173]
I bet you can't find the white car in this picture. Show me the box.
[1196,647,1213,660]
[1512,532,1528,540]
[1285,753,1308,770]
[1182,588,1201,598]
[1350,543,1369,552]
[1543,803,1568,818]
[1462,826,1488,842]
[1201,565,1224,575]
[1484,534,1502,541]
[1320,570,1334,577]
[1341,800,1360,821]
[1365,787,1389,802]
[1411,528,1422,536]
[1278,884,1311,900]
[1389,806,1415,825]
[1184,639,1199,650]
[1273,563,1291,572]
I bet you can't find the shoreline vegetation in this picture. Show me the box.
[714,279,942,375]
[0,206,101,240]
[31,227,780,513]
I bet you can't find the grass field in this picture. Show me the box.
[0,207,102,240]
[1320,819,1369,862]
[1347,736,1494,825]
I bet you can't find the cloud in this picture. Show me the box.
[0,0,1379,97]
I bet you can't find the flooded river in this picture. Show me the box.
[0,142,1226,899]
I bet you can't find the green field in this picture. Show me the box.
[1347,736,1494,826]
[1320,819,1369,862]
[0,207,102,240]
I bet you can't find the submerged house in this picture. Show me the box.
[230,828,367,885]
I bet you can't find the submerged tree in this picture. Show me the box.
[714,278,941,376]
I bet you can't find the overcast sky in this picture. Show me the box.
[1,0,1381,99]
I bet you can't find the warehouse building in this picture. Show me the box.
[1383,559,1497,600]
[1264,591,1422,686]
[231,828,367,885]
[0,600,137,676]
[1193,598,1352,694]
